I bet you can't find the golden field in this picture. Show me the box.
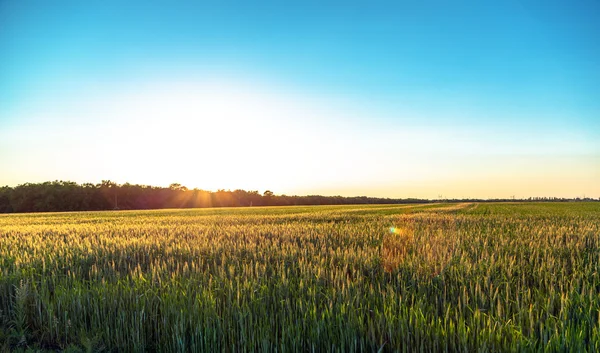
[1,203,599,352]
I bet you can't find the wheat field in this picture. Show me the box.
[0,202,598,352]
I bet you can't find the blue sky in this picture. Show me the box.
[1,0,598,198]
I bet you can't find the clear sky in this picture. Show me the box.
[1,0,598,199]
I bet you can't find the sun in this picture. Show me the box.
[92,81,314,192]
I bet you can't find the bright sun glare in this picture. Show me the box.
[4,79,597,199]
[90,81,332,192]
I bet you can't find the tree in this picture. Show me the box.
[169,183,188,191]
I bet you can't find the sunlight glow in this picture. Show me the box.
[1,77,598,199]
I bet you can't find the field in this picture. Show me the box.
[0,202,599,352]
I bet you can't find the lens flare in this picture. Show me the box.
[389,227,405,234]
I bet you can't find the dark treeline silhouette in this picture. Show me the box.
[0,180,430,213]
[0,181,596,214]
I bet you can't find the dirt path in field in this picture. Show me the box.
[413,202,474,213]
[341,203,441,213]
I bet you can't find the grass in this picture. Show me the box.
[0,202,598,351]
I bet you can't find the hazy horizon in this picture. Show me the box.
[1,1,599,199]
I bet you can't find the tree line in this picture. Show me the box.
[0,180,429,213]
[1,180,595,214]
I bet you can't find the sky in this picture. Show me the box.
[1,0,598,199]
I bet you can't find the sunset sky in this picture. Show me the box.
[1,0,598,199]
